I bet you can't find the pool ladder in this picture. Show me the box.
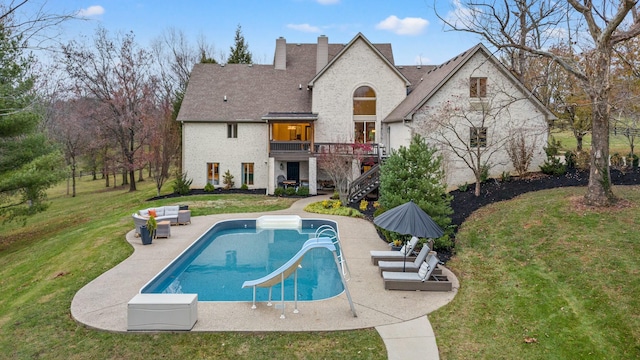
[314,225,351,281]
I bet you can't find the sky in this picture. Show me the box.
[20,0,481,66]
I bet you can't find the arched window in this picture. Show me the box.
[353,86,376,143]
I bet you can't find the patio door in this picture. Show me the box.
[286,162,300,183]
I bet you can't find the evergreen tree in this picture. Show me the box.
[227,24,252,64]
[0,24,66,221]
[379,134,453,234]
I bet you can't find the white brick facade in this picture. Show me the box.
[312,39,407,144]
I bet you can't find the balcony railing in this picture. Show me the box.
[270,141,383,158]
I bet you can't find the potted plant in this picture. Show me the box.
[141,216,157,245]
[391,239,402,251]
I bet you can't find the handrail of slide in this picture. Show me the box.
[241,236,357,319]
[241,237,336,289]
[314,225,350,281]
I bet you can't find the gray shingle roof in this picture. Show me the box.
[384,45,480,123]
[177,39,396,123]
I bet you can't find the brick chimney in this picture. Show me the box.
[316,35,328,73]
[275,37,286,70]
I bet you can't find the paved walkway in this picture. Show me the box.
[71,195,458,359]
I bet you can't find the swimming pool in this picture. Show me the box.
[141,216,346,302]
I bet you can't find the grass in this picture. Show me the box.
[431,185,640,359]
[0,176,385,360]
[4,174,640,359]
[550,129,634,155]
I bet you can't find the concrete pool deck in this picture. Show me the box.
[71,195,458,359]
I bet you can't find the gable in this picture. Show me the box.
[308,33,410,88]
[385,44,555,123]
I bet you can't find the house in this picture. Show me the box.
[177,33,553,197]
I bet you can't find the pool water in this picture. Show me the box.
[141,219,345,302]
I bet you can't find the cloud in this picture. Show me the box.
[77,5,105,17]
[316,0,340,4]
[375,15,428,35]
[287,23,321,33]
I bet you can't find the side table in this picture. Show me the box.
[156,220,171,238]
[178,210,191,225]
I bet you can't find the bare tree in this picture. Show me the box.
[439,0,640,206]
[48,98,97,197]
[62,28,158,192]
[416,76,546,196]
[317,142,372,203]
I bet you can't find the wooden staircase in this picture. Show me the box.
[347,164,380,205]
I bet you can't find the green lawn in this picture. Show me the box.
[2,175,639,359]
[550,129,635,155]
[0,177,384,360]
[431,185,640,359]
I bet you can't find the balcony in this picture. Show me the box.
[269,141,383,162]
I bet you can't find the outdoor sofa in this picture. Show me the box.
[132,206,186,237]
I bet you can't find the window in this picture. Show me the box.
[354,122,376,143]
[227,123,238,138]
[242,163,254,185]
[470,77,487,98]
[207,162,219,185]
[353,86,376,115]
[470,127,487,148]
[353,86,376,143]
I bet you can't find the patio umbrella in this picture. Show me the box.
[373,200,444,271]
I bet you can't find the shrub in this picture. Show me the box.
[501,172,511,182]
[373,201,380,209]
[506,132,534,177]
[379,134,453,238]
[575,151,590,170]
[359,200,368,211]
[373,206,386,217]
[458,183,469,192]
[273,187,285,196]
[172,172,193,195]
[322,199,330,208]
[240,183,249,190]
[611,153,623,167]
[296,187,309,196]
[540,156,566,176]
[331,191,340,200]
[479,163,491,183]
[285,187,296,196]
[332,200,341,209]
[222,170,234,189]
[433,234,453,252]
[203,183,215,192]
[565,151,576,169]
[544,136,562,157]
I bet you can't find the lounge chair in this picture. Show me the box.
[382,254,452,291]
[378,245,434,274]
[370,236,419,265]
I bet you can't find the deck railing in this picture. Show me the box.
[270,141,383,158]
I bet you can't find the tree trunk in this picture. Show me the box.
[71,161,76,197]
[584,50,616,206]
[576,135,583,152]
[474,175,481,196]
[129,169,137,191]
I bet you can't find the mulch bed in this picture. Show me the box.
[448,167,640,229]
